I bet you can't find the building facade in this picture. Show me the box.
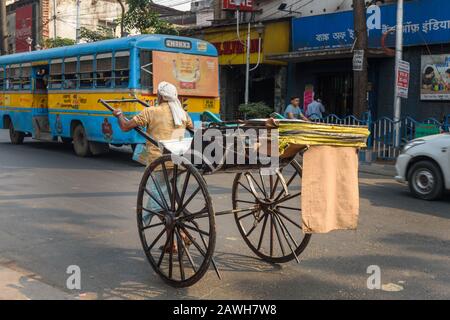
[189,17,290,119]
[188,0,398,118]
[268,0,450,121]
[4,0,191,54]
[5,0,124,53]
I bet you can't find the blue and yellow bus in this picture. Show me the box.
[0,35,220,156]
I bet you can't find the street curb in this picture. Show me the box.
[359,162,396,177]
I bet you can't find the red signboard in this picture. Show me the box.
[223,0,254,12]
[212,39,260,55]
[397,60,410,99]
[15,5,33,53]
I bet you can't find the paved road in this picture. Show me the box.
[0,131,449,300]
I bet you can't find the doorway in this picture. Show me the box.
[32,65,51,139]
[317,73,353,117]
[250,77,275,109]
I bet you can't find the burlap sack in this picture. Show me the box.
[301,146,360,233]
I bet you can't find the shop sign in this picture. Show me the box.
[223,0,253,12]
[212,39,260,56]
[396,60,410,99]
[292,0,450,52]
[353,50,364,71]
[202,21,290,66]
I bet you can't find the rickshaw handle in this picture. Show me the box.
[98,99,160,148]
[98,98,195,149]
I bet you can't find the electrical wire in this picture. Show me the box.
[153,0,192,9]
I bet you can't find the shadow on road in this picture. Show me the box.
[377,232,450,257]
[0,140,143,170]
[359,179,450,219]
[0,191,137,201]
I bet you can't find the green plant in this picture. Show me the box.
[122,0,179,35]
[79,26,116,42]
[43,37,76,48]
[238,102,273,119]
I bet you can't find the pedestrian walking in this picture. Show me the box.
[306,96,326,121]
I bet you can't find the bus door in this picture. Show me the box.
[32,65,51,140]
[0,67,4,117]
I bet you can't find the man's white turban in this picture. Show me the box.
[157,81,187,126]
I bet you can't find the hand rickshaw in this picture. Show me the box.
[100,99,311,288]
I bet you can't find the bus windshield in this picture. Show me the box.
[151,51,219,98]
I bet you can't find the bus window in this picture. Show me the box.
[96,53,112,88]
[79,55,94,89]
[21,64,32,90]
[114,51,129,88]
[0,67,4,90]
[4,67,10,90]
[50,59,63,89]
[64,57,77,89]
[140,50,152,90]
[9,65,21,90]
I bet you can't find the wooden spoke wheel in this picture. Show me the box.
[137,155,216,287]
[232,159,311,264]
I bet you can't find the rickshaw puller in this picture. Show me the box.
[113,81,195,253]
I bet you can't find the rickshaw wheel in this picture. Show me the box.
[137,155,216,287]
[232,159,311,264]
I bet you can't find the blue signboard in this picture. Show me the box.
[292,0,450,52]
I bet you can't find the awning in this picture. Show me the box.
[266,48,390,63]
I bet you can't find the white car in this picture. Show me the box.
[395,133,450,200]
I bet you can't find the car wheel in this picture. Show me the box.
[72,124,92,157]
[408,160,444,200]
[9,122,25,145]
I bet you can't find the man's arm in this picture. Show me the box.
[113,109,139,132]
[185,112,194,130]
[300,112,309,121]
[287,112,295,119]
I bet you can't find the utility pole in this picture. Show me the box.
[117,0,125,37]
[213,0,222,23]
[244,20,250,105]
[53,0,57,39]
[75,0,81,43]
[393,0,404,147]
[0,0,8,55]
[352,0,368,118]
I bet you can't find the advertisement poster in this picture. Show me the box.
[15,5,33,53]
[397,60,410,99]
[152,51,219,97]
[421,54,450,100]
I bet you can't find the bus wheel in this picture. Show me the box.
[9,122,25,145]
[72,124,92,157]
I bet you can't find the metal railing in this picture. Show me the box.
[371,116,449,160]
[318,112,371,126]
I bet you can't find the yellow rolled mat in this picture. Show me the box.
[277,122,371,154]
